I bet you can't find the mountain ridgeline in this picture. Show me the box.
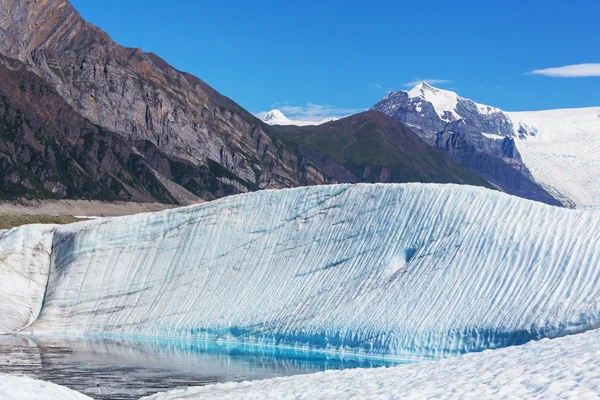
[371,83,563,206]
[0,0,493,203]
[266,111,492,186]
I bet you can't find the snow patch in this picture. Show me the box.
[0,374,92,399]
[261,109,336,126]
[482,132,506,140]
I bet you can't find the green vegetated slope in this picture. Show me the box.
[267,111,494,187]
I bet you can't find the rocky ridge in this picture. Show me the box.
[371,83,562,206]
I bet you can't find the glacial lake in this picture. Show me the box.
[0,335,402,399]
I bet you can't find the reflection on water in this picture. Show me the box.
[0,335,403,399]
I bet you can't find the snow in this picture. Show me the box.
[0,374,92,400]
[509,107,600,208]
[407,82,460,121]
[262,109,292,124]
[481,132,505,140]
[0,184,595,361]
[0,225,54,333]
[143,327,600,400]
[260,109,336,126]
[476,102,503,116]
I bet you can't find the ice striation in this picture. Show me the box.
[2,184,600,359]
[0,225,54,333]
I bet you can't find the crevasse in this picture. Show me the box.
[2,184,600,359]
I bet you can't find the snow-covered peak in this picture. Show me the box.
[407,81,437,97]
[262,109,291,124]
[260,109,337,126]
[405,82,504,121]
[407,82,460,121]
[372,82,600,209]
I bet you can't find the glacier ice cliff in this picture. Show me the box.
[1,184,600,359]
[0,225,54,333]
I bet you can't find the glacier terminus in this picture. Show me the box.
[2,184,600,362]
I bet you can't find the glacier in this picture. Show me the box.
[0,373,92,400]
[510,107,600,209]
[2,183,600,359]
[0,225,54,333]
[144,326,600,400]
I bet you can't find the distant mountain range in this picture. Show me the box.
[261,110,336,126]
[372,83,600,208]
[0,0,489,204]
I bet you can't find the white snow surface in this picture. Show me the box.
[405,83,503,123]
[143,327,600,400]
[509,107,600,208]
[0,184,597,359]
[0,225,54,333]
[0,374,92,400]
[407,83,460,121]
[260,109,336,126]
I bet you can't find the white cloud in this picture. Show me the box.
[256,102,364,124]
[368,82,382,90]
[529,63,600,77]
[401,79,453,88]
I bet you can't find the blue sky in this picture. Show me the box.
[71,0,600,121]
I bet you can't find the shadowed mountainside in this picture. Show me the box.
[267,111,494,186]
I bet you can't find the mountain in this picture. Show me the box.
[265,111,493,186]
[0,52,202,203]
[262,110,293,125]
[4,184,600,360]
[261,109,337,126]
[0,0,333,201]
[0,0,492,203]
[371,83,565,206]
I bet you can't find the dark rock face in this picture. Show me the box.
[297,145,360,184]
[0,53,245,202]
[371,84,562,206]
[0,53,169,201]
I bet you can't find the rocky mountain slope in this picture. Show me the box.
[0,52,245,203]
[267,111,492,186]
[372,83,563,206]
[0,0,321,198]
[0,0,492,203]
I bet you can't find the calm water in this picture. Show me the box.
[0,336,402,399]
